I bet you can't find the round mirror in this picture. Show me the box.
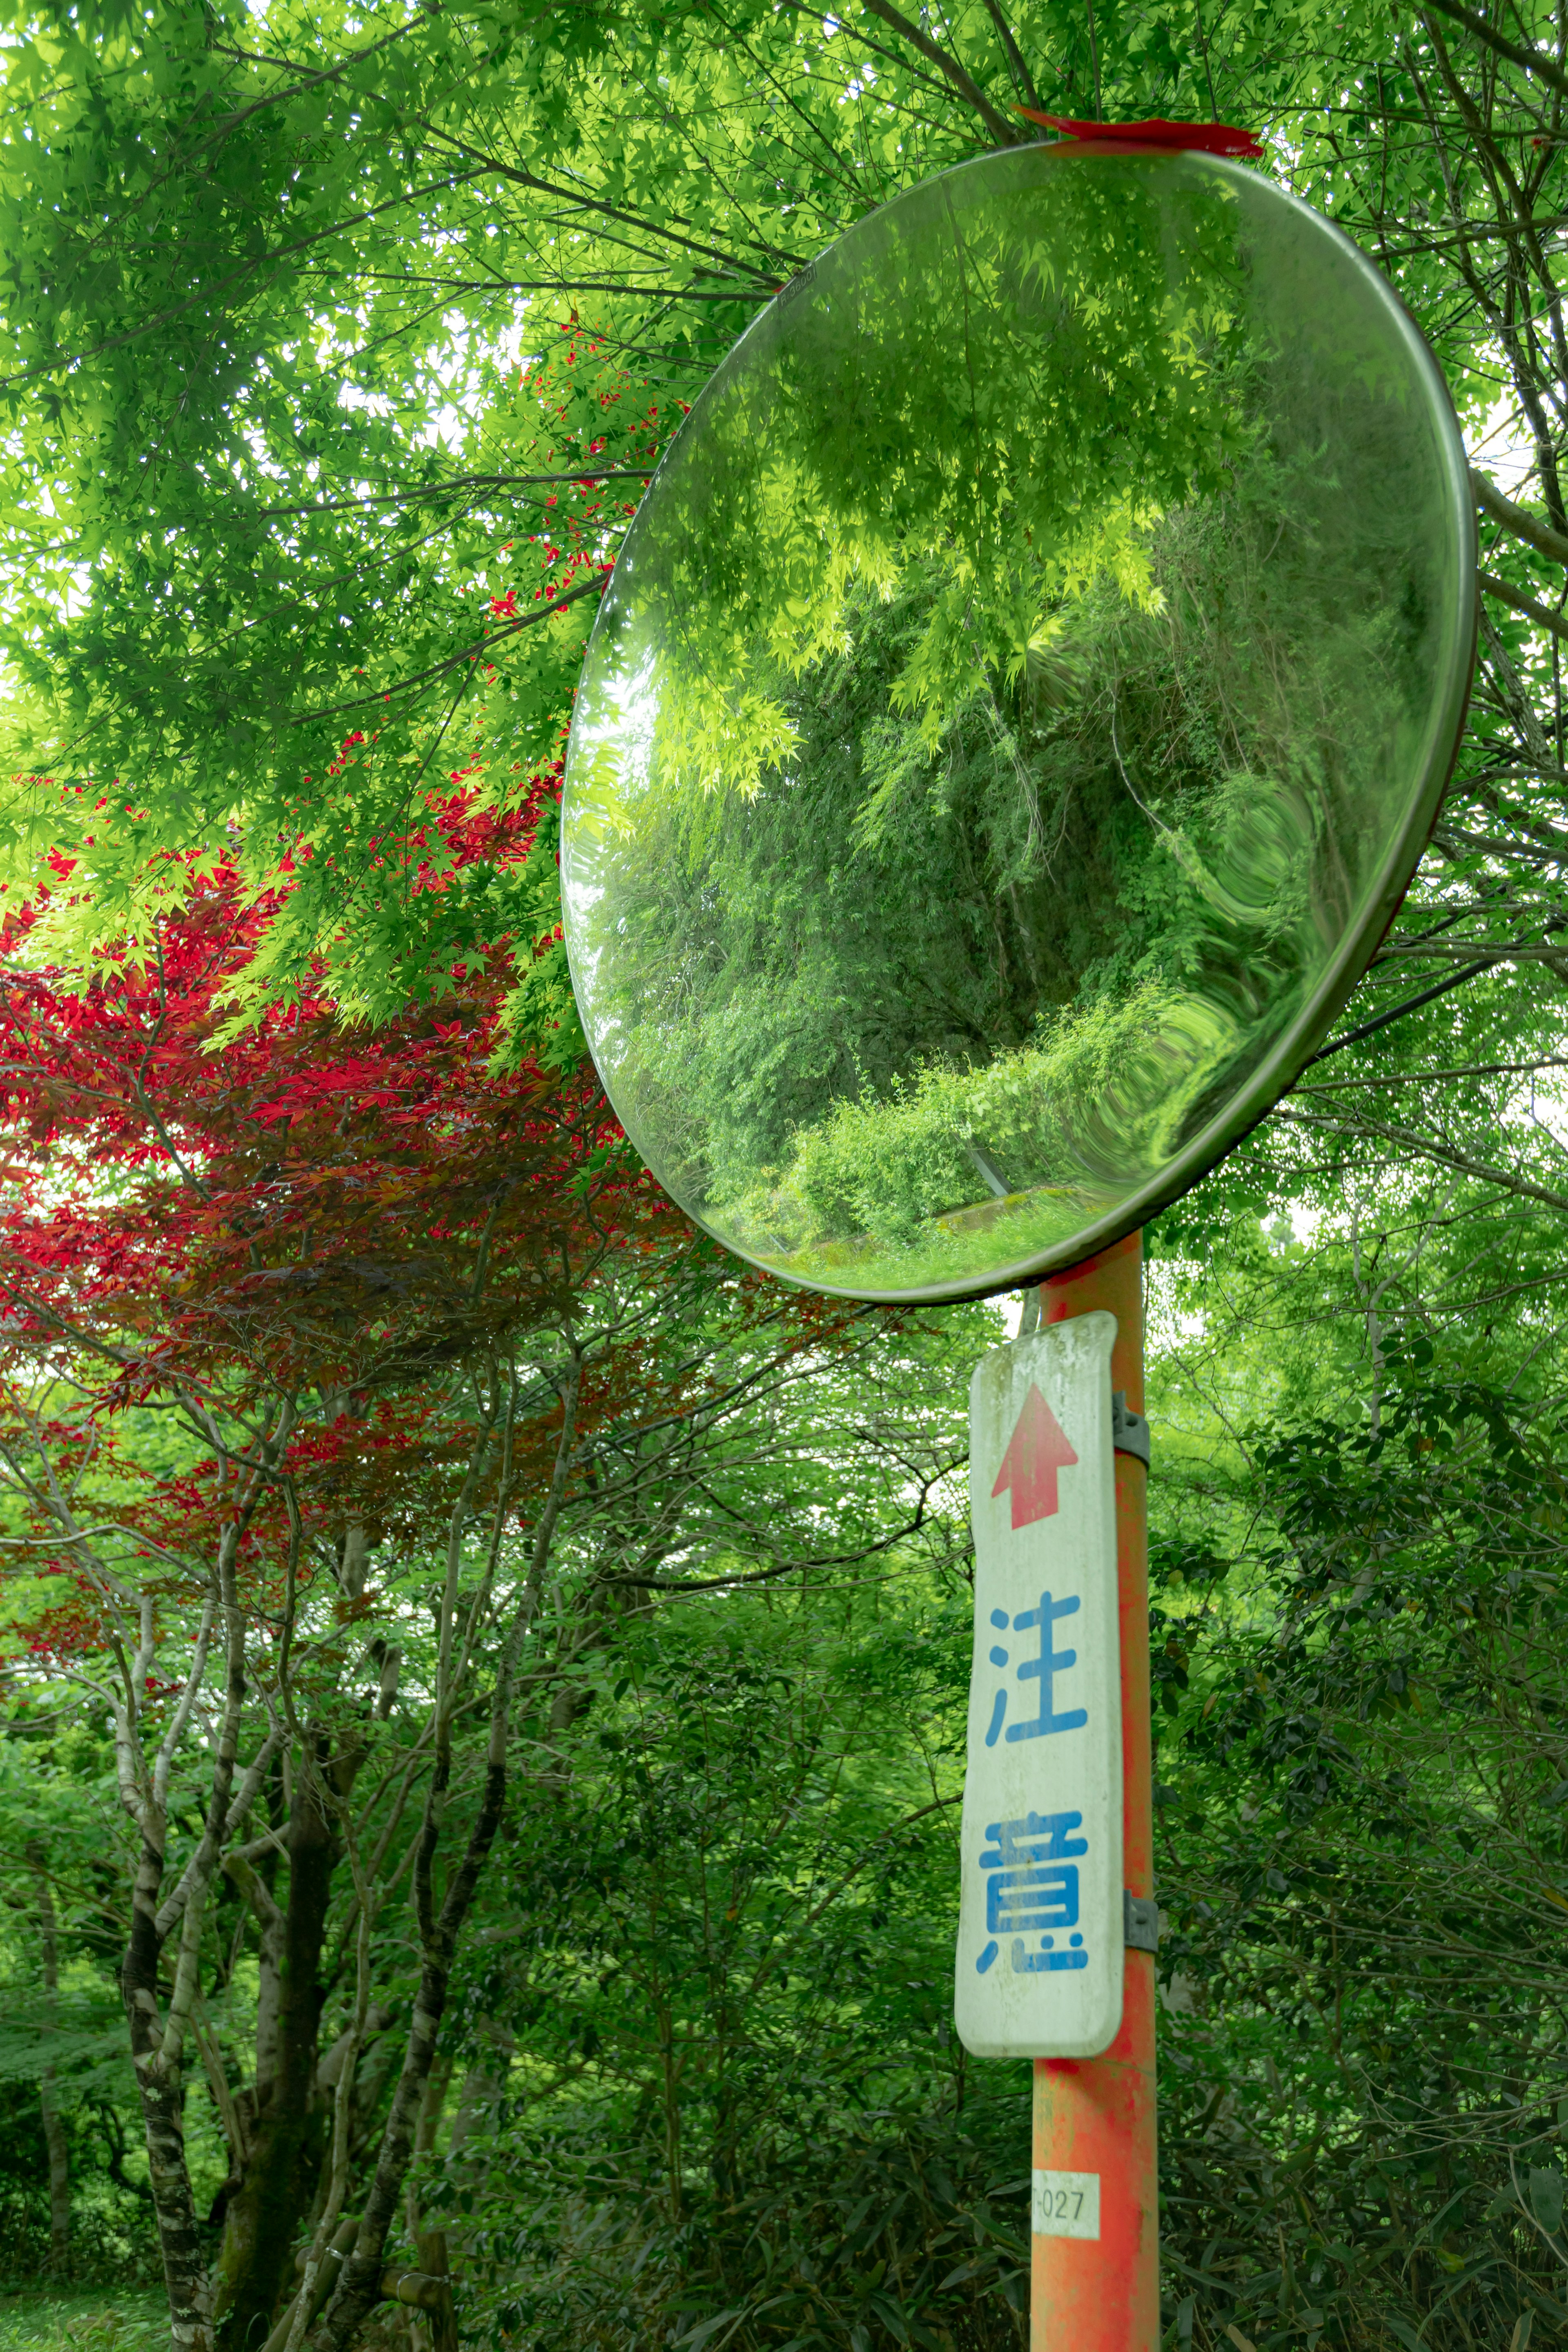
[561,142,1474,1304]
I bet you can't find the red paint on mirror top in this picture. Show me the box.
[1018,110,1264,159]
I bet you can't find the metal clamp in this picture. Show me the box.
[1112,1389,1151,1467]
[1124,1892,1160,1953]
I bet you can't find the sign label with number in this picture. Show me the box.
[1032,2169,1101,2241]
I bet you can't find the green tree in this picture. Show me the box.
[13,8,1568,2352]
[437,1576,1036,2352]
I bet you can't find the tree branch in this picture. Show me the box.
[1421,0,1568,102]
[1275,1106,1568,1215]
[856,0,1021,144]
[1474,468,1568,566]
[1480,568,1568,641]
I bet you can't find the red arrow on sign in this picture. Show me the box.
[991,1384,1079,1529]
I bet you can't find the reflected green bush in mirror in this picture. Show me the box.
[563,144,1473,1302]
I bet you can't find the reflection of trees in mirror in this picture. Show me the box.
[565,147,1462,1293]
[580,153,1252,815]
[581,429,1432,1291]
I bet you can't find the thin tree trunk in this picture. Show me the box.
[405,2057,457,2352]
[307,1752,505,2352]
[124,1494,269,2352]
[214,1741,340,2350]
[124,1817,213,2352]
[28,1839,71,2277]
[40,2072,71,2276]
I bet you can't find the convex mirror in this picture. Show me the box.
[562,142,1474,1303]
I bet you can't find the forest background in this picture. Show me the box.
[2,4,1568,2352]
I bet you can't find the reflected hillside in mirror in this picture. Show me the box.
[563,143,1470,1301]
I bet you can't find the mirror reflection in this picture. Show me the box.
[563,143,1472,1302]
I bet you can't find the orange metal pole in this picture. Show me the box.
[1033,1230,1157,2352]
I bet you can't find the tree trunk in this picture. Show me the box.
[408,2232,457,2352]
[308,1755,506,2352]
[215,1744,340,2350]
[123,1498,258,2352]
[28,1839,71,2277]
[402,2058,455,2352]
[123,1822,214,2352]
[40,2069,71,2276]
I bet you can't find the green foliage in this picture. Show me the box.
[429,1580,1036,2352]
[457,2106,1032,2352]
[0,2075,158,2289]
[353,1177,1568,2352]
[10,7,1568,2352]
[0,0,1478,1068]
[1139,1192,1568,2349]
[727,985,1196,1277]
[0,2298,166,2352]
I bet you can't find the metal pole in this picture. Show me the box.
[1033,1230,1157,2352]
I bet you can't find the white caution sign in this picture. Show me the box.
[953,1312,1123,2059]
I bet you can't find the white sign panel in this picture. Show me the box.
[953,1312,1123,2058]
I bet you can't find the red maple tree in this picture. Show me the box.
[0,324,844,2352]
[0,856,747,2350]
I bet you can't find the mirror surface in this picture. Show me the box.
[562,144,1473,1302]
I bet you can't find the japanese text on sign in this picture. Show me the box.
[983,1592,1089,1746]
